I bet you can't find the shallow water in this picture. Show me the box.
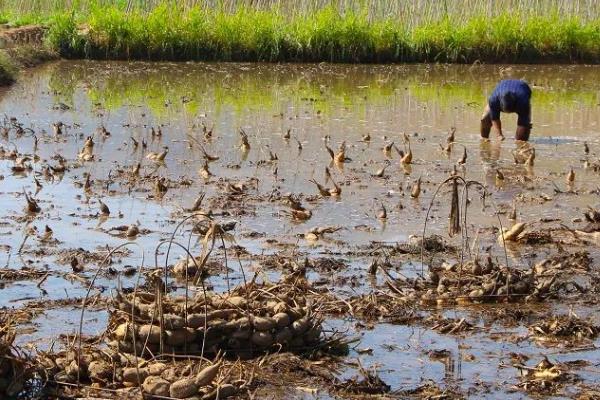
[1,61,600,398]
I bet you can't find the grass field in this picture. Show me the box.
[1,1,600,62]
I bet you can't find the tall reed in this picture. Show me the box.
[3,0,600,23]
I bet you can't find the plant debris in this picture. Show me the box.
[530,313,600,346]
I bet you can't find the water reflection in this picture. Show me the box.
[39,61,600,138]
[479,140,502,164]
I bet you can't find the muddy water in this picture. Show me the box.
[1,61,600,398]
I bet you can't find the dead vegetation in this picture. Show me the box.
[530,313,600,346]
[0,315,32,397]
[514,357,579,394]
[334,365,390,395]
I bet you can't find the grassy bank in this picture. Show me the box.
[2,1,600,63]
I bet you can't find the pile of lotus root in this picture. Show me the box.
[421,254,569,305]
[108,279,324,358]
[39,278,329,398]
[40,347,242,398]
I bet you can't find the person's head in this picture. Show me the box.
[500,92,517,112]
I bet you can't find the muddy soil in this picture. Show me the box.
[1,61,600,399]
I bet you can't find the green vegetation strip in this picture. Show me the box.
[1,1,600,63]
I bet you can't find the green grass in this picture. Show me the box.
[2,0,600,62]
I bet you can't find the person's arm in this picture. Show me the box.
[488,96,505,140]
[480,104,492,139]
[492,119,504,140]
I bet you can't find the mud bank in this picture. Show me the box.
[0,26,57,86]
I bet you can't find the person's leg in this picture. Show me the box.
[480,105,492,139]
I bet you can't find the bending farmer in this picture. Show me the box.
[481,79,532,141]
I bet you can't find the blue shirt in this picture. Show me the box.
[488,79,531,126]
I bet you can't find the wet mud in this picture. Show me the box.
[0,61,600,399]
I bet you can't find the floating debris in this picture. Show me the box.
[530,314,599,345]
[334,366,390,395]
[429,316,475,335]
[515,357,577,394]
